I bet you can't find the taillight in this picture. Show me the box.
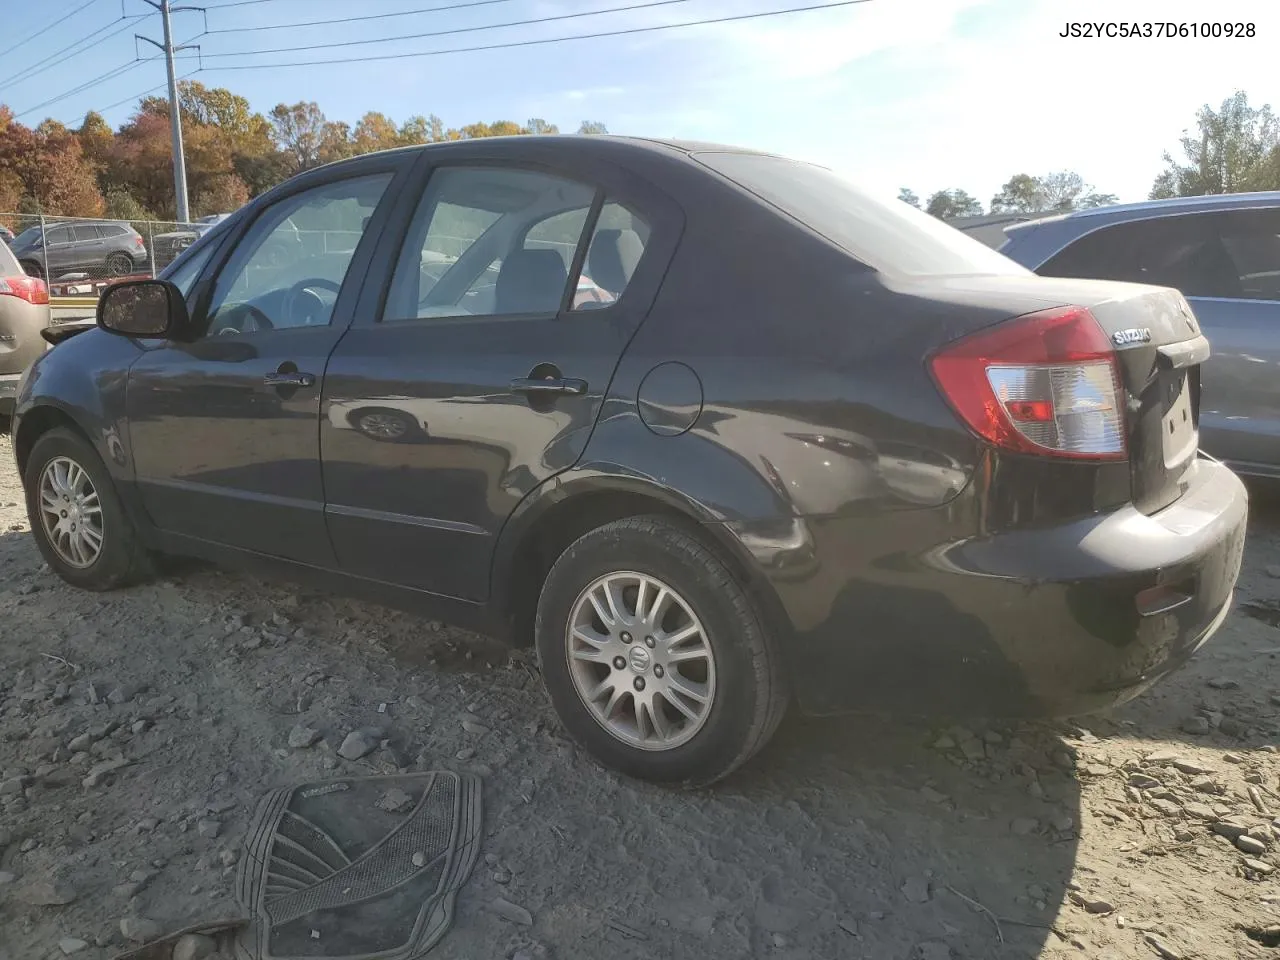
[929,305,1126,460]
[0,275,50,305]
[134,236,145,249]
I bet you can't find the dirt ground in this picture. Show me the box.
[4,451,1280,960]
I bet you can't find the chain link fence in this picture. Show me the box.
[0,213,214,297]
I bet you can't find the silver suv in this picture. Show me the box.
[0,239,50,423]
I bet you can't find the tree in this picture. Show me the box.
[269,101,326,173]
[526,118,559,135]
[1151,90,1280,198]
[0,118,103,217]
[897,188,920,208]
[925,189,982,219]
[103,185,155,221]
[1077,191,1118,209]
[578,121,608,135]
[1038,171,1088,212]
[353,112,399,154]
[989,173,1045,213]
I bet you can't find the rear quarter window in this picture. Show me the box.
[695,151,1028,278]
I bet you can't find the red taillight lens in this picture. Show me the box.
[0,275,50,305]
[929,305,1127,460]
[134,236,145,249]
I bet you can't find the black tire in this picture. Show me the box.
[535,516,788,786]
[23,427,153,591]
[105,253,133,277]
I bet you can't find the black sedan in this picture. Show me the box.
[9,137,1247,785]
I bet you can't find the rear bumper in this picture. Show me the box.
[732,456,1248,718]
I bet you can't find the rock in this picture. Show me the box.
[1171,759,1213,775]
[1207,677,1239,690]
[1083,763,1110,777]
[411,852,426,868]
[1181,717,1210,736]
[197,819,221,839]
[491,897,533,925]
[1149,799,1182,817]
[960,740,985,762]
[131,720,149,735]
[1221,717,1245,737]
[461,719,490,736]
[932,735,956,750]
[107,682,143,705]
[1245,858,1276,875]
[0,777,25,796]
[1237,835,1268,855]
[287,724,321,750]
[375,789,414,813]
[1183,802,1217,820]
[1011,817,1039,835]
[171,933,217,960]
[82,757,130,788]
[0,871,15,885]
[218,848,238,867]
[67,733,93,752]
[456,748,475,761]
[1145,748,1180,763]
[58,938,89,955]
[902,876,931,903]
[493,868,512,884]
[983,730,1003,744]
[18,877,76,905]
[1190,776,1219,793]
[917,942,952,960]
[1224,753,1244,764]
[1084,898,1115,914]
[1051,814,1075,833]
[1128,774,1161,789]
[120,916,163,943]
[1267,564,1280,579]
[1145,934,1183,960]
[1213,819,1250,839]
[336,728,381,761]
[920,786,948,804]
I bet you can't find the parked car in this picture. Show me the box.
[152,213,231,268]
[999,193,1280,478]
[0,238,50,421]
[0,225,14,245]
[9,138,1247,785]
[10,220,148,280]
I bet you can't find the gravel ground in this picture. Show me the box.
[4,449,1280,960]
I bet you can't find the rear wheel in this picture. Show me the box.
[105,253,133,277]
[350,407,419,442]
[535,516,788,785]
[24,428,153,590]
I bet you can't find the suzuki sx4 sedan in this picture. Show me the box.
[11,137,1248,785]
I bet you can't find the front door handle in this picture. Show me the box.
[510,377,587,396]
[264,371,315,388]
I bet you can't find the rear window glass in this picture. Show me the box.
[695,151,1028,278]
[0,239,20,275]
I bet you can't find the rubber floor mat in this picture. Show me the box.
[233,772,482,960]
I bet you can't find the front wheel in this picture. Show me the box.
[105,253,134,277]
[535,516,788,785]
[23,427,153,590]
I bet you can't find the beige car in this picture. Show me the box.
[0,240,51,423]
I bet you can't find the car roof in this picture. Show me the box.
[1006,190,1280,236]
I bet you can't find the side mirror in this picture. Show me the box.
[97,279,189,339]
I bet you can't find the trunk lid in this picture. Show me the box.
[927,275,1208,515]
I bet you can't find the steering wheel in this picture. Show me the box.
[285,277,342,327]
[211,302,274,336]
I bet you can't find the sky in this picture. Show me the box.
[1,0,1278,206]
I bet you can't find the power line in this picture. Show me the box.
[203,0,297,7]
[201,0,697,58]
[0,14,152,92]
[14,59,151,119]
[206,0,871,71]
[0,0,104,59]
[209,0,519,35]
[69,68,202,122]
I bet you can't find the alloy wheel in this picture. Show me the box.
[566,571,716,751]
[357,412,409,440]
[38,456,104,568]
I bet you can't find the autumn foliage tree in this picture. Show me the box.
[0,79,612,224]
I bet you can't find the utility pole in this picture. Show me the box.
[137,1,202,224]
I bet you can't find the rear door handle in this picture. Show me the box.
[264,371,316,388]
[510,377,587,396]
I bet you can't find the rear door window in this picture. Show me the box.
[695,151,1027,277]
[1039,209,1280,301]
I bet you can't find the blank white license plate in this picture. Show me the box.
[1162,374,1197,467]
